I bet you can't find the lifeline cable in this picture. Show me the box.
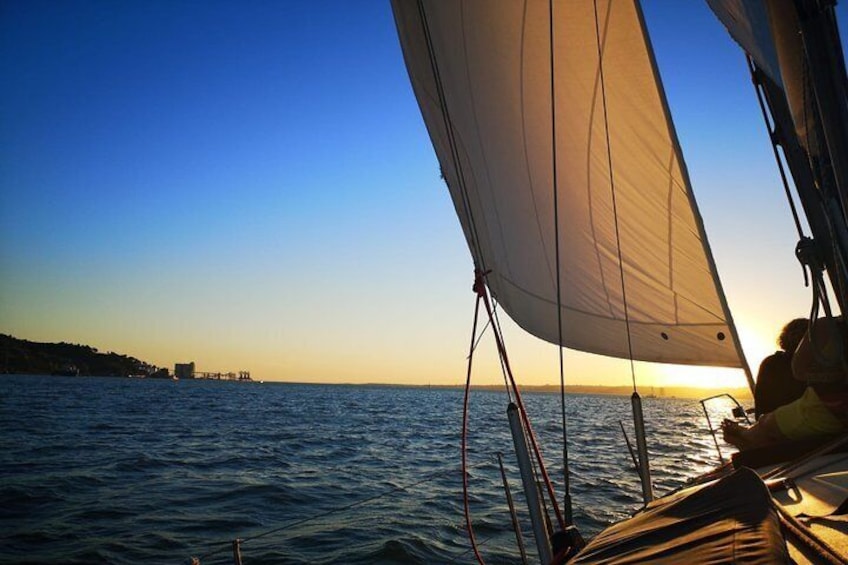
[549,0,574,526]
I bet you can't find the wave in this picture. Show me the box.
[0,376,735,563]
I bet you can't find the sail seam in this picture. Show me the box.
[666,150,679,324]
[632,0,752,386]
[521,1,558,293]
[496,272,726,324]
[498,276,726,328]
[594,0,638,391]
[585,6,617,318]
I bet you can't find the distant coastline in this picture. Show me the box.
[427,383,753,400]
[0,334,166,378]
[1,334,752,400]
[244,381,754,401]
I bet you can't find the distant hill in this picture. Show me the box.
[0,334,161,377]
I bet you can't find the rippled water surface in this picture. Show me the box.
[0,375,735,564]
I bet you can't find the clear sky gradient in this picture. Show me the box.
[2,1,846,388]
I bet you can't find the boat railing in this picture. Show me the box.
[699,393,752,464]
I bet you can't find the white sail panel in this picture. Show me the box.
[392,0,743,367]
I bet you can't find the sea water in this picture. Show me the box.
[0,375,735,564]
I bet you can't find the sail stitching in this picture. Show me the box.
[632,0,751,380]
[593,0,638,390]
[666,149,679,324]
[495,271,727,325]
[520,1,559,293]
[585,7,617,318]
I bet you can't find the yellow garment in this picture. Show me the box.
[774,387,845,440]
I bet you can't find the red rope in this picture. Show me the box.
[461,291,486,565]
[476,271,566,532]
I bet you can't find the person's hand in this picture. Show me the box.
[721,418,744,445]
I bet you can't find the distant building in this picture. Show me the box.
[149,368,170,379]
[175,362,195,379]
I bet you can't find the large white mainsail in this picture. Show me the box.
[393,0,745,368]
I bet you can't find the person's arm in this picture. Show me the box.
[722,413,786,450]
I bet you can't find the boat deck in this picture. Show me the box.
[786,514,848,564]
[738,436,848,564]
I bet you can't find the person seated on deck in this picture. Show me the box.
[723,317,848,451]
[754,317,808,418]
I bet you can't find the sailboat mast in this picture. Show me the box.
[731,0,848,316]
[794,0,848,313]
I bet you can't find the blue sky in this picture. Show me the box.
[2,1,846,387]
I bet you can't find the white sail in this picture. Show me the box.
[392,0,744,368]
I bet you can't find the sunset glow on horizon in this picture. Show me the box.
[2,1,842,389]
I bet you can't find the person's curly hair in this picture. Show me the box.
[779,318,808,354]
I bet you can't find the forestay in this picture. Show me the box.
[392,0,744,368]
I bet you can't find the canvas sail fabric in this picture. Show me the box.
[392,0,743,367]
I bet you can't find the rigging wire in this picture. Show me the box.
[476,272,567,532]
[748,57,847,368]
[469,312,493,355]
[592,0,638,392]
[416,0,487,273]
[748,58,826,317]
[417,1,520,403]
[473,296,514,402]
[795,27,842,323]
[418,0,516,408]
[462,289,487,565]
[418,0,570,549]
[418,0,560,553]
[488,297,514,402]
[548,0,573,525]
[748,57,806,240]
